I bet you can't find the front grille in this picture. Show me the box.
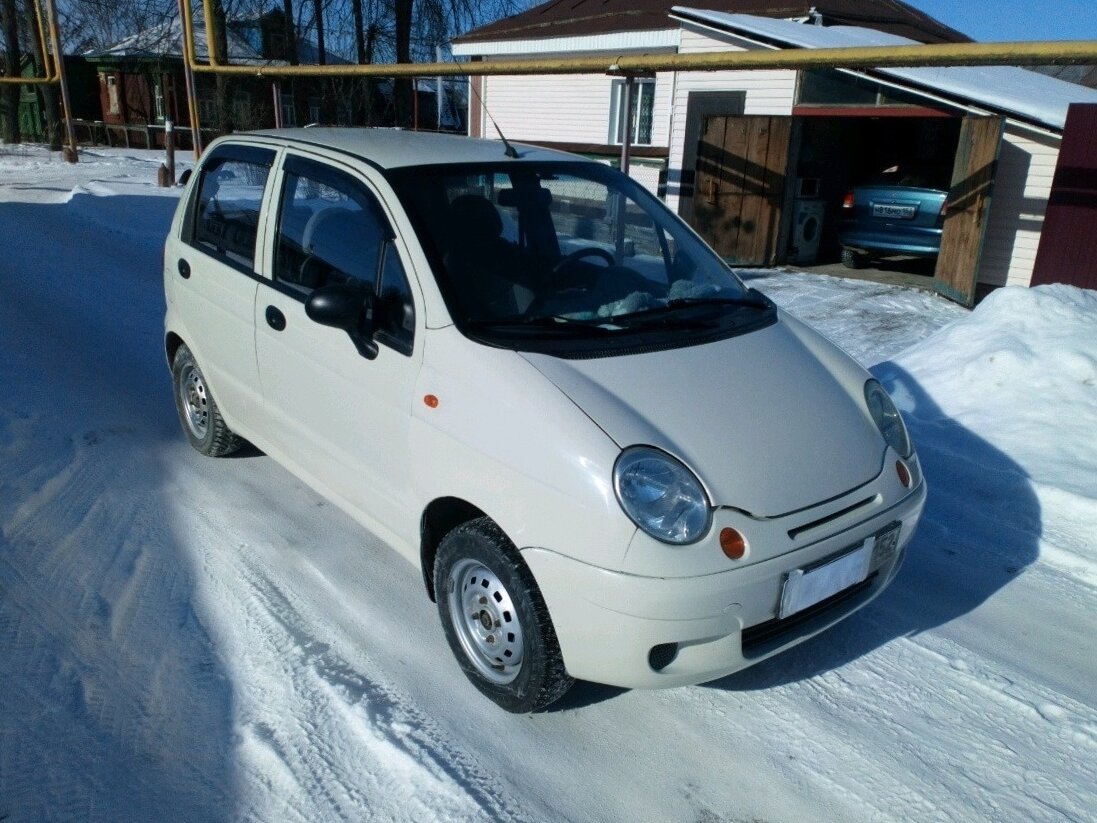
[787,495,876,540]
[741,572,877,657]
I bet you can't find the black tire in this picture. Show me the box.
[841,247,867,269]
[434,517,573,713]
[171,344,242,457]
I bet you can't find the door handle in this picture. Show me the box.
[177,258,190,279]
[265,305,286,331]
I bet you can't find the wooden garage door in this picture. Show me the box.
[692,115,791,266]
[933,116,1004,306]
[1030,103,1097,289]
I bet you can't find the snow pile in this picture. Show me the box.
[878,285,1097,585]
[2,148,1095,823]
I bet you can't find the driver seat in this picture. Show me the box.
[444,195,532,316]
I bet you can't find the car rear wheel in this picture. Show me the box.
[841,248,868,269]
[435,517,573,712]
[171,345,242,457]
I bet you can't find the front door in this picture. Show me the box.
[255,153,422,539]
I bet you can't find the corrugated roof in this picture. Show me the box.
[454,0,969,46]
[674,10,1097,130]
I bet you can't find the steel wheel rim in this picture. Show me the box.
[179,364,209,440]
[447,558,524,684]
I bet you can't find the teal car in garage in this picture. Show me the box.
[838,165,949,269]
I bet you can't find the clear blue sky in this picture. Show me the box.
[908,0,1097,42]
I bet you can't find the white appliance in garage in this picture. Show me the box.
[791,199,826,265]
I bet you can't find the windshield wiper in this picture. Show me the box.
[606,292,769,328]
[467,314,618,335]
[663,292,770,310]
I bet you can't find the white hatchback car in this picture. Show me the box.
[164,129,925,712]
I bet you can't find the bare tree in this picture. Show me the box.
[24,0,61,148]
[1,0,21,143]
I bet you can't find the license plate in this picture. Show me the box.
[780,539,875,619]
[872,203,917,219]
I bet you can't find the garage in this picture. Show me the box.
[669,10,1097,305]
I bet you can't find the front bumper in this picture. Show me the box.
[522,478,926,689]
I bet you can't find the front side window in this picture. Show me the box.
[190,147,274,269]
[389,161,773,358]
[610,79,656,145]
[274,156,415,354]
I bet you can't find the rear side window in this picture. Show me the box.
[189,145,275,270]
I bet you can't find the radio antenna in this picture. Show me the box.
[467,73,519,158]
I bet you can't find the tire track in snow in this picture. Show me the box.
[673,600,1097,823]
[198,541,529,823]
[0,425,235,821]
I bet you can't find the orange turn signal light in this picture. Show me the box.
[720,527,746,560]
[423,394,439,408]
[896,460,911,488]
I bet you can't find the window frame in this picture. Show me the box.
[609,78,656,146]
[182,143,278,275]
[269,152,417,357]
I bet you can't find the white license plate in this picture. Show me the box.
[872,203,917,219]
[779,541,874,619]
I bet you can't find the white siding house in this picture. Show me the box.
[453,7,1097,293]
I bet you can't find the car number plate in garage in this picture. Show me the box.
[872,203,917,219]
[779,525,899,619]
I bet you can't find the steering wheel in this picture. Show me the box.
[552,246,615,277]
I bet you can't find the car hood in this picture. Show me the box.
[521,318,884,517]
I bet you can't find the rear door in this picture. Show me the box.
[171,143,277,423]
[254,152,422,536]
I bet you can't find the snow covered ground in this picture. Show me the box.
[1,146,1095,822]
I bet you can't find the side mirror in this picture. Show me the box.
[306,284,379,359]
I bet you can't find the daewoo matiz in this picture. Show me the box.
[164,129,926,712]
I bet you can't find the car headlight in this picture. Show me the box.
[614,447,711,544]
[864,379,912,458]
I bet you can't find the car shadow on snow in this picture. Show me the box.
[705,361,1041,692]
[0,194,242,821]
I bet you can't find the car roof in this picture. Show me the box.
[245,127,579,169]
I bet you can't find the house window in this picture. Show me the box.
[107,75,120,115]
[153,78,165,122]
[308,96,321,124]
[197,94,217,125]
[610,78,655,145]
[280,92,296,127]
[233,91,251,126]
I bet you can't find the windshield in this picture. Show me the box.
[387,161,773,356]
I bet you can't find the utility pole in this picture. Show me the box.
[45,0,78,161]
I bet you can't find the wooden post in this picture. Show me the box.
[619,75,634,176]
[165,119,175,183]
[272,80,282,128]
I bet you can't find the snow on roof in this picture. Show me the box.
[85,17,270,65]
[672,8,1097,130]
[85,15,350,67]
[243,127,577,168]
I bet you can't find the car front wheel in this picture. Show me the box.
[435,517,573,713]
